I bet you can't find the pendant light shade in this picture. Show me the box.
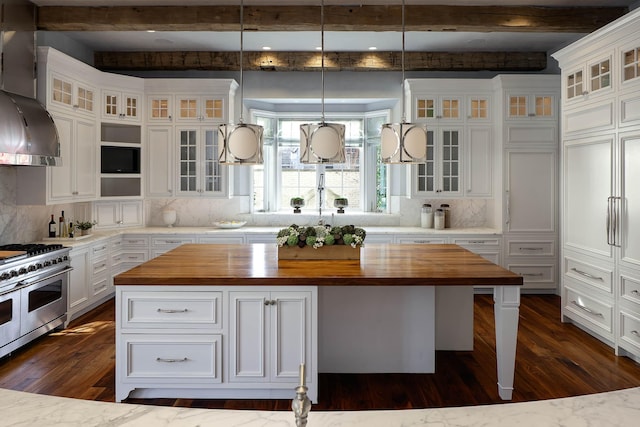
[381,0,427,164]
[300,0,346,164]
[218,0,263,165]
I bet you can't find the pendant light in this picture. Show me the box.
[299,0,346,164]
[380,0,428,164]
[218,0,264,165]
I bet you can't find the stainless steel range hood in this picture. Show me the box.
[0,90,61,166]
[1,0,61,166]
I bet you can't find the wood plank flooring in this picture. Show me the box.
[1,294,640,410]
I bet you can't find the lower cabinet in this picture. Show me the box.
[115,286,317,402]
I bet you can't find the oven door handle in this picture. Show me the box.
[19,266,74,287]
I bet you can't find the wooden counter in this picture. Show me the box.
[114,243,522,287]
[114,243,522,402]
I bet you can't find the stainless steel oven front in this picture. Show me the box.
[19,267,69,338]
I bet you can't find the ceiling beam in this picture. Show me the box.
[38,5,627,33]
[93,51,547,72]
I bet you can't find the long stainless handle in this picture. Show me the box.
[157,308,189,313]
[607,196,613,245]
[571,267,604,281]
[612,196,621,247]
[521,273,543,277]
[506,190,510,225]
[19,266,74,286]
[571,300,604,317]
[519,247,544,251]
[156,357,188,363]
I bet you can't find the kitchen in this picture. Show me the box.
[2,0,640,425]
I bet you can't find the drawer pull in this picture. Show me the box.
[156,357,188,363]
[571,300,604,318]
[632,290,639,295]
[467,240,486,244]
[128,256,139,260]
[157,308,189,314]
[632,330,639,337]
[571,267,604,281]
[521,273,543,277]
[163,240,182,244]
[264,299,277,306]
[519,247,543,251]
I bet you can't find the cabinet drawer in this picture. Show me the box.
[92,257,109,276]
[151,236,196,246]
[197,236,245,244]
[395,237,447,244]
[91,243,109,258]
[113,251,147,266]
[620,273,640,305]
[122,334,222,382]
[507,263,555,288]
[507,240,554,256]
[122,291,222,329]
[122,236,150,247]
[619,311,640,356]
[563,285,613,337]
[564,256,613,294]
[451,237,501,247]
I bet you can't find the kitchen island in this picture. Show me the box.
[114,243,522,402]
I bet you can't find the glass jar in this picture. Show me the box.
[421,203,433,228]
[439,203,450,229]
[434,209,445,230]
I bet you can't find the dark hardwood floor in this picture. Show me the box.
[1,294,640,411]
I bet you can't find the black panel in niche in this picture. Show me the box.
[101,146,141,174]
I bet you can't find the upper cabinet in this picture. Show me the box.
[48,72,97,117]
[175,95,226,122]
[415,95,463,122]
[505,92,556,121]
[100,73,144,123]
[147,95,173,122]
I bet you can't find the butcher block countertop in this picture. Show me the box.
[113,243,523,287]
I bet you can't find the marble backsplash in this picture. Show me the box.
[2,165,495,244]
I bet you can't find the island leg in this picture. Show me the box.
[493,285,520,400]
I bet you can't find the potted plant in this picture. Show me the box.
[75,220,97,236]
[290,197,305,214]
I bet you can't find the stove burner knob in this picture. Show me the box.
[10,270,18,277]
[36,263,43,269]
[51,259,57,265]
[63,255,69,261]
[0,272,10,280]
[44,261,52,267]
[57,257,64,263]
[18,267,27,275]
[28,265,37,272]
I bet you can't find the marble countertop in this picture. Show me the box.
[47,226,502,249]
[2,387,639,426]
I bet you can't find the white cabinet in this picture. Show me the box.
[102,89,142,122]
[465,126,493,197]
[115,286,317,402]
[413,127,462,196]
[147,94,173,122]
[176,127,228,197]
[48,72,96,117]
[175,95,225,122]
[414,95,463,122]
[94,200,144,229]
[505,92,557,121]
[554,8,640,362]
[146,126,174,197]
[68,245,91,322]
[228,290,313,387]
[17,112,97,205]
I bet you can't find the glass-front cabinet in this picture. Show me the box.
[506,93,556,120]
[176,127,226,197]
[414,127,462,196]
[415,96,463,122]
[176,96,224,122]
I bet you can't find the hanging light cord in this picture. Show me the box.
[239,0,245,124]
[401,0,406,124]
[321,0,326,124]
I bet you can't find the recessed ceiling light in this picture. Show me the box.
[146,30,156,33]
[262,46,271,50]
[315,46,322,51]
[368,47,377,51]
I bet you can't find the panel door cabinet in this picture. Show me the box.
[115,286,317,402]
[553,8,640,362]
[94,201,144,229]
[68,244,91,322]
[146,126,174,197]
[413,127,463,196]
[176,127,228,197]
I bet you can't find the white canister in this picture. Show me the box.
[434,209,445,230]
[421,204,433,228]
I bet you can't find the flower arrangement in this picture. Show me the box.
[276,224,366,249]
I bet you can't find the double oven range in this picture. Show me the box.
[0,243,72,359]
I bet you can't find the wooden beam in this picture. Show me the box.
[94,51,547,72]
[38,5,627,33]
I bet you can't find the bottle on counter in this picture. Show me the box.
[421,203,433,228]
[68,222,74,238]
[434,209,445,230]
[439,204,450,229]
[48,215,56,238]
[59,211,67,238]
